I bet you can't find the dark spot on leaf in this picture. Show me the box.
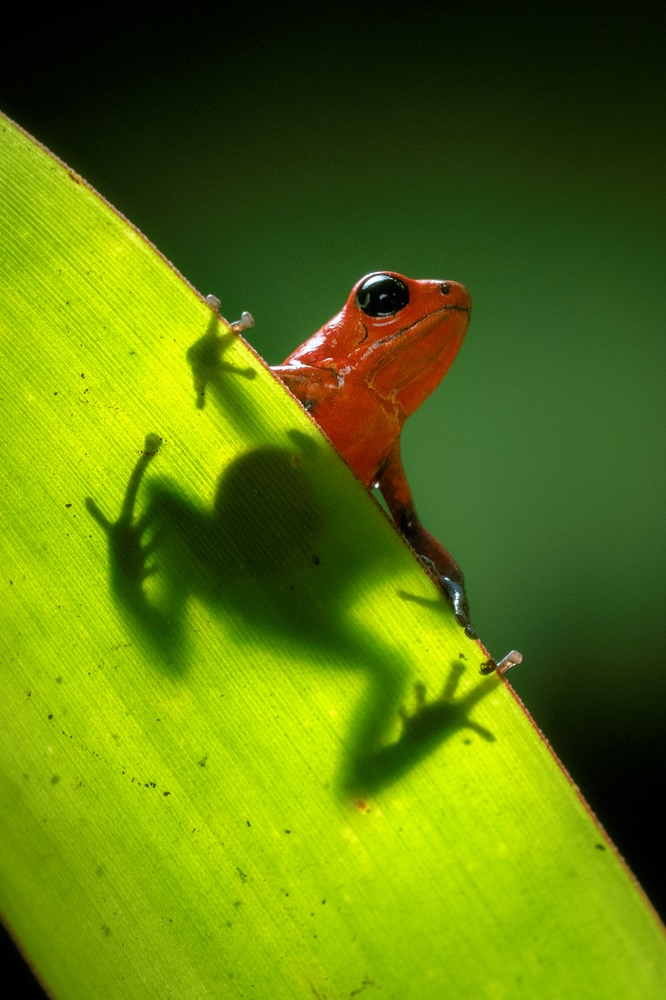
[595,843,606,851]
[350,977,375,996]
[50,775,60,785]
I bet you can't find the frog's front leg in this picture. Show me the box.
[377,437,478,640]
[85,433,171,640]
[86,434,161,584]
[271,364,340,414]
[347,661,499,796]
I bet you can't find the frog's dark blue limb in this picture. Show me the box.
[413,552,477,639]
[376,437,479,638]
[439,575,477,639]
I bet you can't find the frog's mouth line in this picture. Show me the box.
[368,303,470,353]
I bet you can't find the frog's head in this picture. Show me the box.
[337,272,472,416]
[286,271,471,418]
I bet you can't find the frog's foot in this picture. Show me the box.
[480,649,523,676]
[85,434,161,585]
[230,310,255,334]
[190,303,257,409]
[418,555,477,639]
[205,294,255,334]
[398,663,494,744]
[439,575,478,639]
[205,294,221,312]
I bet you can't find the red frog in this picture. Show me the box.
[268,272,477,642]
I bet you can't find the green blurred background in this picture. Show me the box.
[2,2,664,989]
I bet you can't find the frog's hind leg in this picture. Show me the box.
[377,438,478,639]
[338,633,409,798]
[343,657,502,798]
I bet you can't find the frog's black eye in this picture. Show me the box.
[355,274,409,317]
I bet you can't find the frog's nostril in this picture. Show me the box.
[440,282,451,295]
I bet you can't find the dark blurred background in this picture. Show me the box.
[2,2,664,991]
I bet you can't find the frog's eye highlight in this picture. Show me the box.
[355,274,409,317]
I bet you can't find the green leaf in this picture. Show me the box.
[1,113,665,999]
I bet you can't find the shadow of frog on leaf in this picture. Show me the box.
[86,309,500,796]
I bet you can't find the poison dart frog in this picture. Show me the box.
[229,271,496,659]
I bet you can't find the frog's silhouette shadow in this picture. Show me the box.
[86,311,499,796]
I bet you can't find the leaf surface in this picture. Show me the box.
[1,114,664,999]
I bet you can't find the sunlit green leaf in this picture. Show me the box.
[1,114,664,999]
